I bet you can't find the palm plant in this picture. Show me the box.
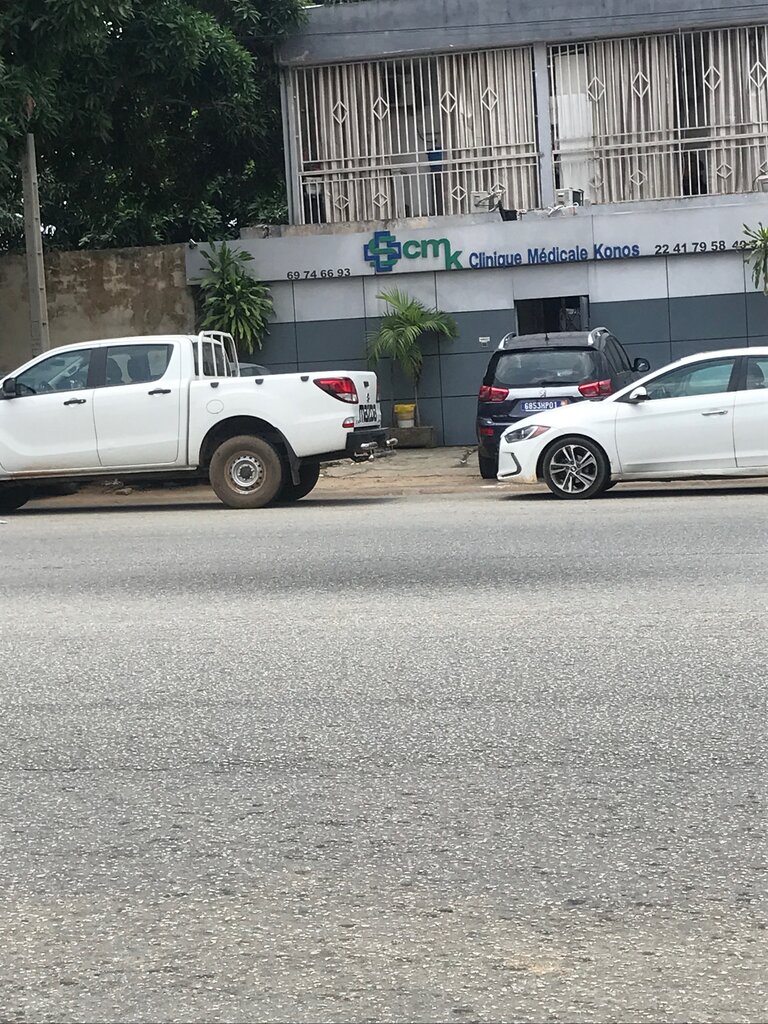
[367,288,458,419]
[744,222,768,293]
[199,242,274,353]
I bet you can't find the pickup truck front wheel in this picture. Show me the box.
[209,435,284,509]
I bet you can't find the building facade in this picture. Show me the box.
[187,0,768,445]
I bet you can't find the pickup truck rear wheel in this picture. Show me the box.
[209,435,284,509]
[275,461,320,503]
[0,486,32,513]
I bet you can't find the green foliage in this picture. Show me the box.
[367,288,458,400]
[744,222,768,294]
[199,241,274,353]
[0,0,306,251]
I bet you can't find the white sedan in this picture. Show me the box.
[497,347,768,499]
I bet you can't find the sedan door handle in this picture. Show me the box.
[63,397,86,406]
[701,410,728,416]
[148,388,171,396]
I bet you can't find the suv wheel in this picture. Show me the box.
[478,453,497,479]
[542,436,609,500]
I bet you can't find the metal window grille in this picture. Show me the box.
[549,26,768,203]
[286,47,539,224]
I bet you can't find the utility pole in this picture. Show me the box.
[20,131,50,356]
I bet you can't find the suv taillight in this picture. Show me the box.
[478,385,510,403]
[314,377,359,403]
[578,379,613,398]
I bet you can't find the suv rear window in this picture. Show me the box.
[492,348,603,388]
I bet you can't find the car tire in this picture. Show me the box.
[273,461,320,503]
[478,453,498,479]
[0,486,33,514]
[541,436,610,500]
[209,435,284,509]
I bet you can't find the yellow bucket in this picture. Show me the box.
[394,403,416,428]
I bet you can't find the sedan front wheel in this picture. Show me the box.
[541,436,610,500]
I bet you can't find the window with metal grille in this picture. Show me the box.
[549,26,768,203]
[286,47,539,224]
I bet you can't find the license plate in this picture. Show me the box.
[357,403,379,425]
[519,399,570,413]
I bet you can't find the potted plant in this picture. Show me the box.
[367,287,458,447]
[198,242,274,354]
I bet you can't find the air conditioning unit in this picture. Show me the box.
[556,187,585,207]
[471,190,502,211]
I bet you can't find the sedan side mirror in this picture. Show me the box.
[633,358,651,372]
[1,377,17,399]
[627,386,649,403]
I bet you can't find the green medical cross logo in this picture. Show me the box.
[363,231,464,273]
[364,230,402,273]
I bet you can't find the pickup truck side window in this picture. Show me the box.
[15,350,92,396]
[102,344,171,386]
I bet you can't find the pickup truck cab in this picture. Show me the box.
[0,331,393,511]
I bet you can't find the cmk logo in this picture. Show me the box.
[364,230,463,273]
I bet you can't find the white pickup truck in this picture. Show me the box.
[0,331,394,512]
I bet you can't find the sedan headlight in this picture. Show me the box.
[503,424,550,444]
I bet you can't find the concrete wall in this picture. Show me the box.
[280,0,768,65]
[0,244,195,376]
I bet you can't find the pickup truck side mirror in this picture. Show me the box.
[633,358,651,372]
[627,385,649,403]
[1,377,17,399]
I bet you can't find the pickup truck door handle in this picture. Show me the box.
[701,409,728,416]
[63,397,86,406]
[148,388,172,395]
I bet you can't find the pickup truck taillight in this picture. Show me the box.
[314,377,359,403]
[478,385,509,402]
[578,379,613,398]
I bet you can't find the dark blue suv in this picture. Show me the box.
[476,329,650,478]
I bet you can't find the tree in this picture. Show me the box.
[744,222,768,294]
[198,241,274,354]
[367,288,458,418]
[0,0,306,251]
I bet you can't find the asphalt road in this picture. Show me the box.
[1,486,766,1024]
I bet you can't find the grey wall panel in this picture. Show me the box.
[260,361,300,375]
[256,322,298,365]
[435,268,513,313]
[671,338,748,360]
[412,397,444,444]
[745,292,768,337]
[621,339,673,370]
[589,299,671,344]
[748,334,768,347]
[297,358,369,373]
[669,294,747,341]
[363,272,438,319]
[268,281,296,325]
[294,276,366,322]
[448,309,516,353]
[441,396,480,446]
[296,319,367,363]
[439,351,493,397]
[391,354,441,401]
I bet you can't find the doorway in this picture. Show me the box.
[515,295,589,334]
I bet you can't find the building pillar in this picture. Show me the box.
[533,43,556,208]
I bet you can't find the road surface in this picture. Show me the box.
[1,486,765,1023]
